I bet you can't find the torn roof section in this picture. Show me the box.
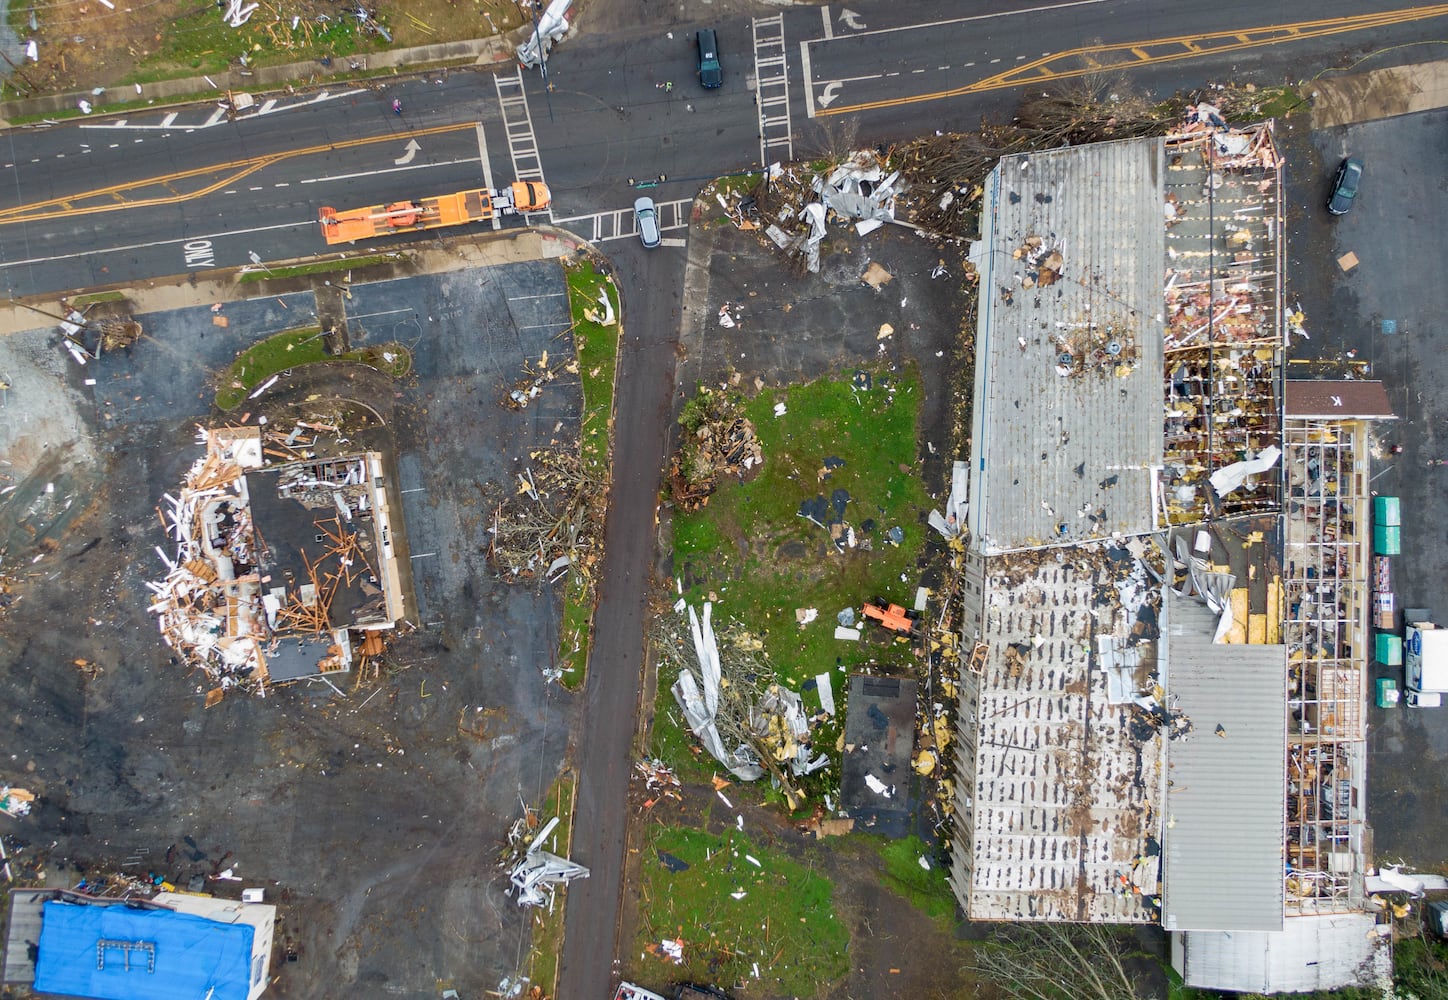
[962,540,1165,923]
[968,138,1165,554]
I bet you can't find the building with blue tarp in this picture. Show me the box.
[20,892,273,1000]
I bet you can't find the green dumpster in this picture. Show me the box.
[1376,677,1399,709]
[1377,632,1403,665]
[1375,523,1402,555]
[1375,495,1401,526]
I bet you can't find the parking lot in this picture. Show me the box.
[1286,107,1448,867]
[0,253,580,997]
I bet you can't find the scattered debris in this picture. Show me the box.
[501,806,589,908]
[670,389,763,512]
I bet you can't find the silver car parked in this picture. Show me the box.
[634,197,661,248]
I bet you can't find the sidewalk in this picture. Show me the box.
[0,225,584,337]
[0,34,514,125]
[1311,58,1448,128]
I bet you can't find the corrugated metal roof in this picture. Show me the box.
[957,541,1164,923]
[1162,592,1286,932]
[967,138,1165,553]
[1182,913,1391,993]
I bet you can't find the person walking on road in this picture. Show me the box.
[392,98,402,115]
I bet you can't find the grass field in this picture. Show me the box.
[555,259,621,689]
[632,824,849,996]
[671,368,931,690]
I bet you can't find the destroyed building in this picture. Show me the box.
[149,425,411,696]
[951,121,1393,991]
[3,888,276,1000]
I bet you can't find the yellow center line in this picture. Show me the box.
[817,4,1448,117]
[0,121,478,225]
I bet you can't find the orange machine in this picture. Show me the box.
[318,181,550,245]
[862,598,920,635]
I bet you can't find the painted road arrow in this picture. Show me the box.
[817,82,842,108]
[839,8,866,30]
[394,139,421,165]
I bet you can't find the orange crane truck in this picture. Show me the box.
[317,181,550,245]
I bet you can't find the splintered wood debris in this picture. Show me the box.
[486,446,605,588]
[147,425,401,700]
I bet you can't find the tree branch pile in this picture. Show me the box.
[485,446,606,584]
[966,922,1145,1000]
[668,388,763,512]
[897,76,1278,239]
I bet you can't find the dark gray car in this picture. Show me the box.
[1328,157,1363,216]
[696,29,722,89]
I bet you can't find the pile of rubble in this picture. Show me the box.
[503,347,581,410]
[708,149,907,273]
[500,807,589,908]
[669,388,763,512]
[658,603,828,810]
[486,446,605,587]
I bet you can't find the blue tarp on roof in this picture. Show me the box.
[34,900,254,1000]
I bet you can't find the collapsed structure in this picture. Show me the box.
[3,888,276,1000]
[148,425,410,697]
[952,115,1394,991]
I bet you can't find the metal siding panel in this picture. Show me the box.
[1163,594,1287,931]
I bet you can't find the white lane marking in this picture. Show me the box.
[809,0,1107,42]
[0,217,315,271]
[298,156,481,185]
[821,4,833,40]
[801,41,817,118]
[80,89,358,132]
[660,236,687,247]
[476,123,499,231]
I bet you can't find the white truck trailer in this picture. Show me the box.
[1405,618,1448,707]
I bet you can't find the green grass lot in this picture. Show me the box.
[673,368,930,687]
[876,834,958,924]
[663,368,931,787]
[556,260,621,689]
[214,326,410,411]
[632,824,848,996]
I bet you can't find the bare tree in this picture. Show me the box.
[966,923,1142,1000]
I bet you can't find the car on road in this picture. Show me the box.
[696,29,722,89]
[634,197,661,248]
[1327,157,1364,216]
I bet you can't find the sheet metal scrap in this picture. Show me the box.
[504,814,589,908]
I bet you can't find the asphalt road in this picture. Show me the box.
[0,1,1444,297]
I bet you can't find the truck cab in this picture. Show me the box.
[1405,620,1448,707]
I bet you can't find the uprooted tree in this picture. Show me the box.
[668,387,763,511]
[484,446,606,584]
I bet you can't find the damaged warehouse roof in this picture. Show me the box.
[951,541,1166,923]
[967,138,1165,553]
[1162,591,1286,932]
